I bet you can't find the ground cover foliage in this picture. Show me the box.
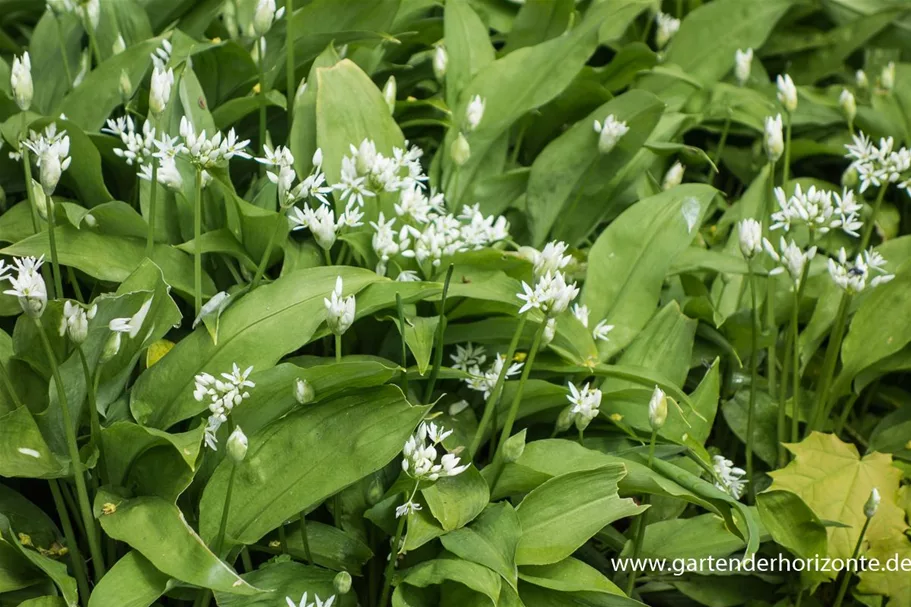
[1,0,911,606]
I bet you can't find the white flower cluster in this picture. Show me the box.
[571,304,614,342]
[103,117,156,167]
[324,276,355,336]
[285,592,334,607]
[763,236,817,286]
[770,184,862,236]
[59,301,96,345]
[193,364,256,450]
[517,271,579,316]
[400,422,469,509]
[827,248,894,294]
[462,351,524,398]
[566,382,602,430]
[593,114,628,154]
[178,116,252,169]
[776,74,798,112]
[1,256,47,318]
[655,12,680,49]
[712,455,747,500]
[845,132,911,196]
[23,124,72,196]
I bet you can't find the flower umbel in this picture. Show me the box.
[713,455,747,500]
[324,276,355,336]
[193,364,256,450]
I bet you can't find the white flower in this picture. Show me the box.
[149,66,174,117]
[662,161,684,190]
[541,317,557,347]
[770,184,862,237]
[465,95,486,132]
[738,219,763,258]
[451,133,470,166]
[108,298,152,340]
[776,74,798,112]
[433,44,448,81]
[450,343,486,372]
[395,184,440,224]
[765,114,784,162]
[401,422,468,482]
[827,247,894,294]
[383,76,397,114]
[112,34,127,55]
[654,12,680,49]
[881,61,895,92]
[253,0,283,37]
[10,52,33,111]
[464,354,523,398]
[517,271,579,316]
[567,382,601,430]
[734,48,752,86]
[572,303,590,327]
[839,88,856,123]
[648,385,667,430]
[592,320,613,342]
[59,301,96,344]
[856,69,869,89]
[763,237,816,286]
[845,131,911,194]
[150,39,172,70]
[194,363,255,450]
[592,114,629,154]
[395,501,422,518]
[289,205,348,250]
[2,256,47,318]
[324,276,355,336]
[531,241,573,278]
[713,455,747,500]
[285,592,335,607]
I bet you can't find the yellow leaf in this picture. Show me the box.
[858,536,911,606]
[145,339,175,368]
[767,432,907,561]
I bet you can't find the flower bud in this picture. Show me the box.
[648,385,667,431]
[764,114,784,163]
[738,219,763,259]
[383,76,396,115]
[10,52,33,111]
[842,166,859,189]
[734,48,752,86]
[112,35,127,55]
[881,62,895,92]
[365,475,385,506]
[839,89,856,123]
[856,69,868,89]
[433,45,448,81]
[864,487,880,519]
[226,426,248,463]
[541,317,556,349]
[448,399,469,416]
[662,161,684,190]
[149,66,174,117]
[294,378,315,404]
[31,181,49,220]
[100,331,122,363]
[465,95,485,132]
[119,70,133,103]
[451,133,470,167]
[312,148,323,168]
[294,78,308,105]
[776,73,798,112]
[253,0,277,37]
[333,571,352,595]
[83,0,100,32]
[555,405,574,434]
[39,153,63,197]
[502,429,526,463]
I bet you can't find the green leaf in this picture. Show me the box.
[767,432,907,561]
[504,0,574,53]
[398,555,502,606]
[423,465,490,532]
[87,551,173,607]
[289,44,342,179]
[199,386,427,547]
[515,467,642,566]
[0,514,77,607]
[214,560,356,607]
[756,490,830,582]
[279,519,373,574]
[722,390,779,467]
[525,90,665,246]
[0,407,67,479]
[444,0,496,109]
[130,266,383,429]
[393,315,439,376]
[582,184,716,357]
[630,513,745,560]
[519,557,625,596]
[440,502,521,591]
[93,488,258,595]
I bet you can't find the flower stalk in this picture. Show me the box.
[194,168,203,317]
[626,428,657,596]
[745,263,760,503]
[423,264,454,403]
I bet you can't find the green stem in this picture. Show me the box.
[34,319,105,579]
[251,211,285,288]
[626,430,657,596]
[54,16,73,88]
[470,315,528,458]
[146,156,159,258]
[396,293,409,398]
[67,267,84,303]
[82,7,103,68]
[258,39,268,163]
[298,512,313,564]
[194,168,203,317]
[0,358,24,409]
[497,317,548,450]
[859,185,887,252]
[49,479,90,607]
[46,194,64,299]
[745,264,760,504]
[214,463,237,555]
[577,427,584,446]
[765,163,778,400]
[335,333,342,363]
[711,112,732,186]
[810,292,852,433]
[241,547,253,572]
[782,111,792,185]
[278,523,288,554]
[76,347,107,486]
[832,517,871,607]
[323,246,332,266]
[423,264,454,404]
[285,0,295,123]
[790,288,800,443]
[378,508,408,607]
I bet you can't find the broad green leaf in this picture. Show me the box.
[199,386,427,546]
[629,513,745,560]
[423,466,490,532]
[0,407,67,479]
[87,551,173,607]
[315,59,405,184]
[0,540,43,594]
[0,514,77,607]
[93,488,257,595]
[440,502,521,591]
[722,390,779,467]
[767,432,907,561]
[519,557,625,596]
[215,561,356,607]
[398,554,502,606]
[525,90,665,246]
[289,44,341,179]
[444,0,496,109]
[517,582,643,606]
[582,184,716,357]
[130,266,383,429]
[756,490,830,583]
[504,0,573,52]
[28,12,82,114]
[278,519,373,574]
[515,467,642,566]
[392,315,439,376]
[0,485,61,551]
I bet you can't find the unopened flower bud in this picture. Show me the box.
[294,378,315,404]
[881,62,895,92]
[433,45,447,81]
[32,182,49,220]
[253,0,277,37]
[10,52,33,111]
[776,73,798,112]
[451,133,470,167]
[465,95,485,132]
[856,69,869,89]
[112,35,127,55]
[100,331,122,363]
[648,385,667,431]
[864,487,880,518]
[333,571,352,595]
[502,429,526,463]
[365,475,385,506]
[294,78,308,105]
[764,114,784,162]
[662,161,684,190]
[149,66,174,117]
[541,317,556,348]
[734,48,752,86]
[842,166,859,189]
[383,76,396,115]
[738,219,763,259]
[555,405,574,434]
[119,70,133,103]
[226,426,248,462]
[839,89,856,123]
